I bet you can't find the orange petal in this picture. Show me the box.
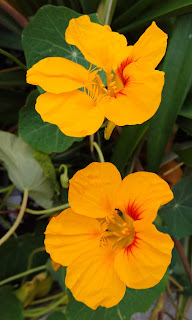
[65,244,126,309]
[69,162,122,218]
[35,90,104,137]
[103,62,165,126]
[65,15,128,71]
[44,208,101,266]
[115,223,174,289]
[116,171,173,223]
[27,57,93,94]
[132,21,168,68]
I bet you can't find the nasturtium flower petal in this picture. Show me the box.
[114,223,174,289]
[131,21,168,68]
[44,163,174,309]
[27,57,93,94]
[44,208,101,266]
[68,162,122,218]
[116,171,173,223]
[35,90,105,137]
[102,62,165,126]
[65,245,126,309]
[65,15,129,71]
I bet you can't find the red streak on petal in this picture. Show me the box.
[126,199,144,221]
[124,234,141,255]
[117,57,133,86]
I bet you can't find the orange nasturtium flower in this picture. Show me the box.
[27,16,167,138]
[45,162,174,309]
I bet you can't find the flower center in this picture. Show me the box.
[100,210,135,249]
[85,65,107,104]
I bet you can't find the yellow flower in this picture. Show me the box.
[44,162,174,309]
[27,16,167,138]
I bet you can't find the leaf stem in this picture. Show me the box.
[0,184,14,193]
[24,295,67,318]
[0,189,28,246]
[0,265,46,286]
[93,142,105,162]
[166,284,189,320]
[0,48,27,70]
[22,247,45,285]
[168,275,184,291]
[0,184,15,210]
[173,237,192,286]
[0,0,28,28]
[30,292,65,305]
[97,0,117,25]
[7,202,70,215]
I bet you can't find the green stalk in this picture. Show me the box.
[0,265,46,286]
[24,295,67,318]
[93,142,105,162]
[30,292,65,305]
[22,247,45,285]
[0,185,14,193]
[0,48,27,70]
[0,189,28,246]
[0,184,15,210]
[97,0,117,25]
[7,202,69,215]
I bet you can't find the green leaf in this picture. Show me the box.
[160,177,192,238]
[111,122,149,174]
[175,142,192,166]
[19,90,82,154]
[0,70,26,88]
[147,14,192,172]
[22,5,101,70]
[47,312,66,320]
[66,273,168,320]
[0,130,54,208]
[0,286,23,320]
[112,0,153,29]
[177,116,192,136]
[118,0,192,33]
[179,90,192,119]
[33,150,60,195]
[80,0,100,13]
[0,233,48,281]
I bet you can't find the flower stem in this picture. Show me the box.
[0,265,46,286]
[93,142,105,162]
[6,202,69,215]
[0,48,27,70]
[0,184,15,210]
[24,295,67,318]
[168,275,184,291]
[21,247,45,285]
[0,184,14,193]
[0,0,28,28]
[97,0,118,25]
[30,292,65,305]
[0,189,28,246]
[173,237,192,286]
[166,284,189,320]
